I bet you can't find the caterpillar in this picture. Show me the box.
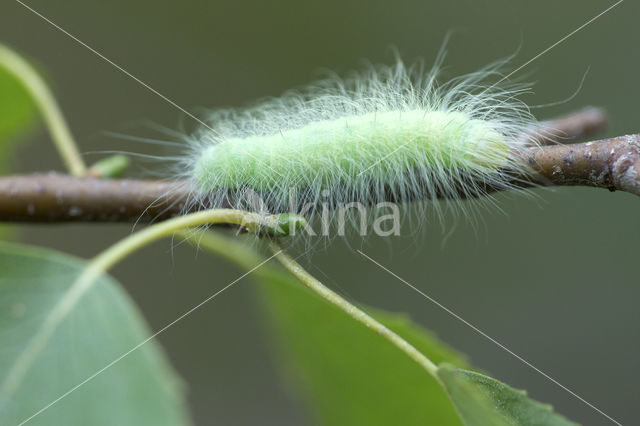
[176,54,541,237]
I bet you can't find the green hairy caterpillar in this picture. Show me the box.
[178,54,542,235]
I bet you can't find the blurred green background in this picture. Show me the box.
[1,0,638,424]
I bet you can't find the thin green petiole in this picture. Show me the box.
[186,231,440,378]
[269,242,439,378]
[0,43,86,176]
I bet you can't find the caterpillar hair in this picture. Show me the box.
[171,52,543,237]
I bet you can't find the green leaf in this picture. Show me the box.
[257,269,469,426]
[436,364,578,426]
[0,242,190,426]
[190,231,579,426]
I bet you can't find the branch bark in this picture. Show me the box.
[521,134,640,194]
[530,107,608,145]
[0,108,636,224]
[0,177,190,223]
[1,134,637,224]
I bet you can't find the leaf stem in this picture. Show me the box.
[0,209,265,401]
[0,43,86,176]
[269,242,439,377]
[185,232,440,378]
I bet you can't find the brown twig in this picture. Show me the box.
[531,106,608,145]
[0,134,637,223]
[1,108,636,224]
[0,176,191,223]
[522,134,640,194]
